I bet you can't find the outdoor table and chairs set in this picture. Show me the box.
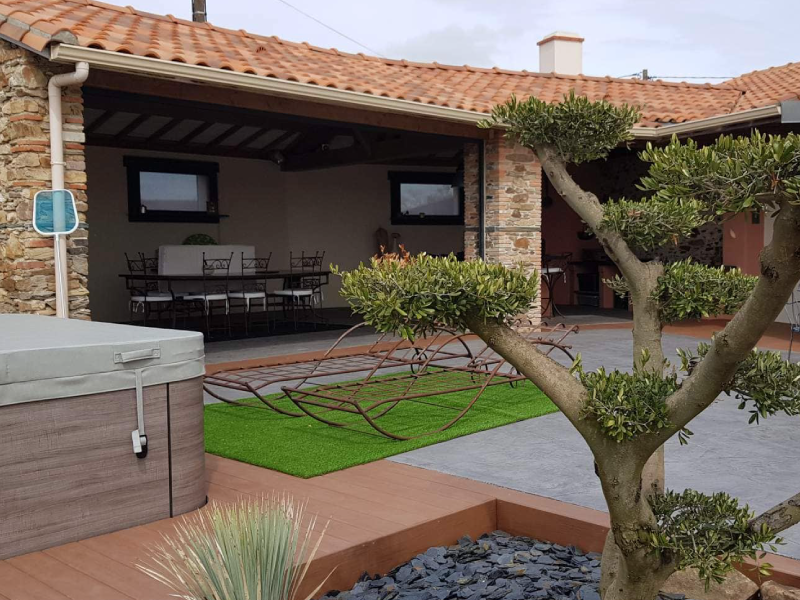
[120,244,328,337]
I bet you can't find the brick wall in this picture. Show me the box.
[463,142,480,260]
[0,41,88,317]
[463,133,543,326]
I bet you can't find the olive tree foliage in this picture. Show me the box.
[337,93,800,600]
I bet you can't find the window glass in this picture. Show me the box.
[139,171,209,212]
[399,183,460,217]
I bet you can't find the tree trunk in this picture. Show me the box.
[597,453,676,600]
[629,262,666,498]
[600,538,672,600]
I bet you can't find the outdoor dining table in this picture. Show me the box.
[119,270,331,287]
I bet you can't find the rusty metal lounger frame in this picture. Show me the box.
[202,323,475,416]
[280,324,578,440]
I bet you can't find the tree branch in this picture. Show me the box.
[534,143,648,285]
[750,491,800,535]
[464,314,602,444]
[644,199,800,454]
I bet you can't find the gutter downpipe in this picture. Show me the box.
[48,61,89,318]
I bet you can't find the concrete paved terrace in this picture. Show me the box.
[391,325,800,559]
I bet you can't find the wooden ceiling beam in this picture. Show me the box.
[85,134,271,160]
[84,88,326,138]
[113,114,151,140]
[145,117,180,141]
[234,127,269,150]
[178,121,216,144]
[282,136,461,171]
[204,125,240,147]
[84,109,117,134]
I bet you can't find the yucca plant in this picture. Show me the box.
[138,496,329,600]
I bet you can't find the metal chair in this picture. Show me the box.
[182,252,233,338]
[270,251,325,329]
[228,252,272,335]
[541,252,572,318]
[125,252,175,326]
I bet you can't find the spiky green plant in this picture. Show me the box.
[138,496,329,600]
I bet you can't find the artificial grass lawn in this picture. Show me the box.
[204,379,557,478]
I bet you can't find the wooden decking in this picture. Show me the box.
[0,455,548,600]
[2,454,799,598]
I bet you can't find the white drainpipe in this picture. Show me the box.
[48,61,89,318]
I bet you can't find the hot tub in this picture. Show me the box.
[0,315,206,559]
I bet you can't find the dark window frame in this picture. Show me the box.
[124,156,220,223]
[389,171,464,226]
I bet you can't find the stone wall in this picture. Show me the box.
[0,41,88,317]
[463,134,543,326]
[463,142,480,261]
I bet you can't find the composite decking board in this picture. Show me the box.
[207,477,388,546]
[206,462,422,528]
[0,562,71,600]
[206,455,444,526]
[207,468,408,536]
[205,481,351,555]
[353,461,497,503]
[329,467,487,510]
[43,543,173,600]
[207,454,470,519]
[7,553,135,600]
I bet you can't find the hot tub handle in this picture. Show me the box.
[132,431,148,458]
[132,368,148,459]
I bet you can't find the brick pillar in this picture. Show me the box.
[463,141,480,260]
[463,132,542,326]
[0,41,89,318]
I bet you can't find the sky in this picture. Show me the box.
[129,0,798,82]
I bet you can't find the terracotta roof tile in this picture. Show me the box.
[0,0,782,127]
[719,62,800,109]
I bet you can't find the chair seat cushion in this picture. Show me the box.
[131,293,172,302]
[228,291,266,299]
[183,293,228,302]
[272,289,313,297]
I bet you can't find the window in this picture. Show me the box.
[124,157,219,223]
[389,171,464,226]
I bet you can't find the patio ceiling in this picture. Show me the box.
[83,89,466,171]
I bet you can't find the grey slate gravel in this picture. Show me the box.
[321,532,684,600]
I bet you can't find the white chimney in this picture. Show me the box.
[537,31,583,75]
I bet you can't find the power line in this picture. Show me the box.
[273,0,386,58]
[615,70,734,81]
[650,75,734,80]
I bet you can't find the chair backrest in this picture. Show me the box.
[288,251,325,290]
[543,252,572,272]
[240,252,271,293]
[125,252,159,296]
[201,252,233,296]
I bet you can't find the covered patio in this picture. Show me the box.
[82,82,475,336]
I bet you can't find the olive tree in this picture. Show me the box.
[335,93,800,600]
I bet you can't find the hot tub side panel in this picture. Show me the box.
[168,376,207,515]
[0,385,171,560]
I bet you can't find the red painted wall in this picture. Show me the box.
[722,212,764,275]
[541,194,603,307]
